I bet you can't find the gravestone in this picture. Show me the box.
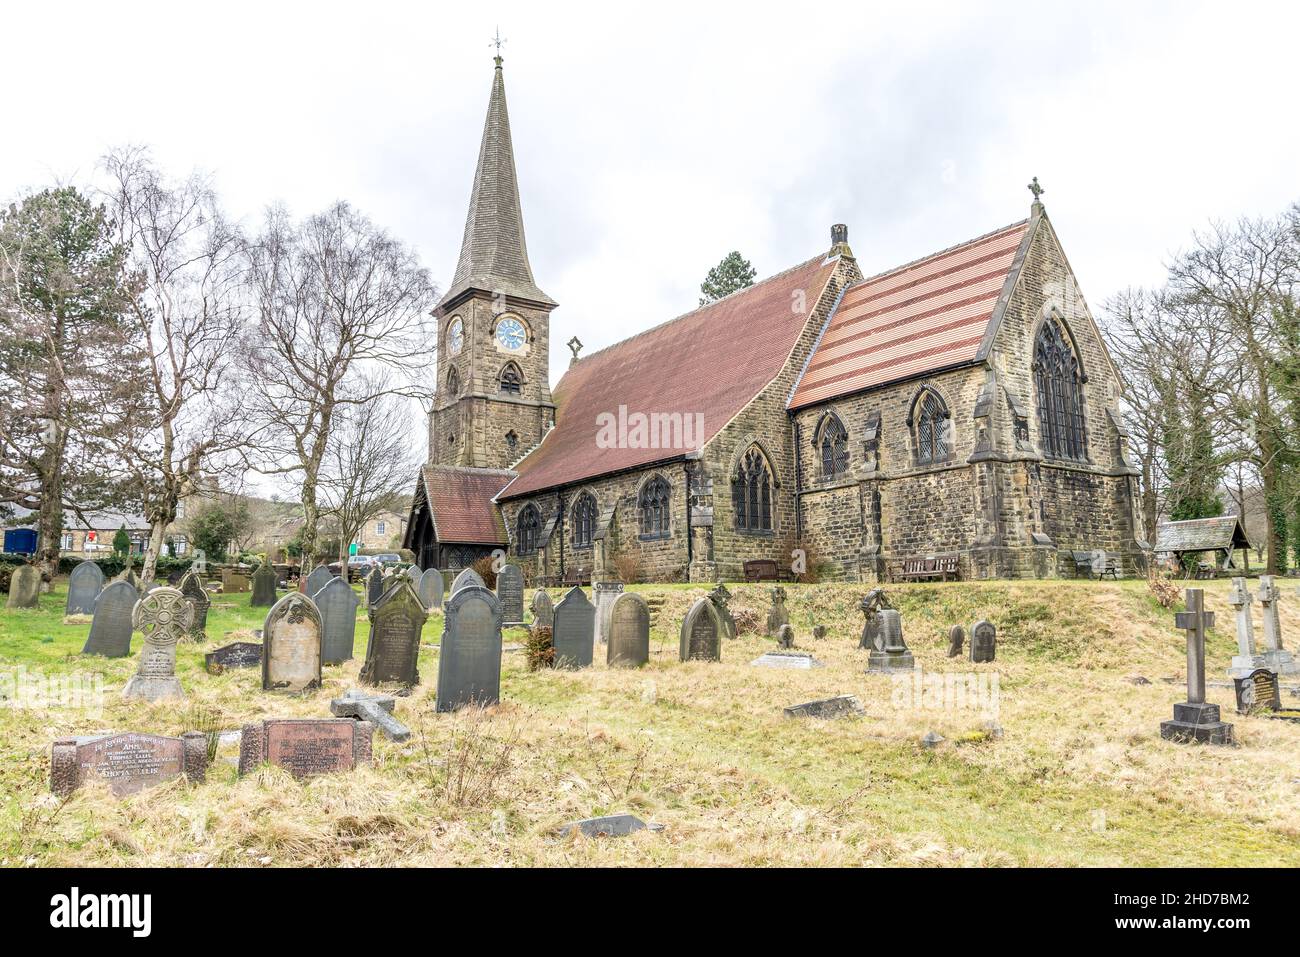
[238,718,373,779]
[593,580,624,644]
[365,566,385,606]
[766,585,789,637]
[784,695,864,719]
[451,567,484,594]
[5,564,39,610]
[1235,668,1282,716]
[777,623,795,649]
[530,589,554,629]
[947,625,965,658]
[418,567,445,611]
[607,591,650,668]
[496,564,526,626]
[359,579,427,687]
[314,575,361,665]
[330,688,411,742]
[250,562,277,607]
[679,597,722,662]
[866,609,914,673]
[969,620,996,663]
[204,641,263,674]
[812,625,828,641]
[552,586,596,670]
[123,587,193,701]
[304,566,333,599]
[558,814,662,838]
[81,580,139,657]
[262,593,323,692]
[436,584,504,712]
[1160,588,1234,745]
[50,731,208,797]
[707,583,736,640]
[1256,576,1298,675]
[221,568,250,593]
[65,560,105,616]
[751,651,823,669]
[178,568,210,639]
[858,589,892,649]
[1226,577,1266,679]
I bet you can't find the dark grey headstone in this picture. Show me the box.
[557,814,662,838]
[262,592,322,692]
[251,562,277,607]
[179,569,210,637]
[6,565,40,610]
[970,619,996,663]
[360,580,427,687]
[314,576,361,665]
[496,564,525,626]
[304,566,333,598]
[947,625,965,658]
[65,561,105,616]
[437,585,503,712]
[866,608,914,673]
[365,567,385,606]
[530,589,554,629]
[451,567,484,594]
[783,695,864,719]
[679,597,722,662]
[418,567,445,611]
[607,591,649,668]
[552,586,595,670]
[81,580,139,657]
[204,641,263,674]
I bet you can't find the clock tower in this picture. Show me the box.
[429,54,556,470]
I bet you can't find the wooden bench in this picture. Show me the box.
[561,566,592,587]
[743,559,792,583]
[890,555,960,583]
[1194,561,1218,580]
[1070,550,1122,580]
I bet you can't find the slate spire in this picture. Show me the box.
[442,56,554,307]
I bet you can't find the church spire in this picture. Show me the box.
[442,55,554,307]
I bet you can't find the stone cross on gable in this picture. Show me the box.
[1227,576,1256,656]
[1174,588,1214,706]
[1027,176,1045,203]
[567,335,583,360]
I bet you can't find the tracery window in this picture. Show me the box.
[638,475,671,539]
[817,413,849,479]
[572,493,597,548]
[733,446,774,532]
[914,390,950,466]
[1034,316,1088,461]
[516,504,541,556]
[499,362,523,395]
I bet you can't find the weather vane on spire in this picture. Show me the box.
[490,26,507,60]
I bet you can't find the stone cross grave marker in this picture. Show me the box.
[178,568,210,639]
[238,718,373,779]
[314,575,361,665]
[251,562,277,607]
[530,588,554,630]
[552,586,595,670]
[970,620,996,663]
[437,584,504,711]
[330,688,411,742]
[304,566,333,598]
[81,580,139,657]
[50,731,208,797]
[451,567,484,594]
[418,567,445,611]
[679,597,722,662]
[708,583,736,640]
[204,641,263,674]
[6,564,40,610]
[866,608,914,673]
[593,580,624,644]
[767,585,789,637]
[1226,577,1265,678]
[123,587,193,702]
[65,560,105,616]
[607,591,650,668]
[1256,576,1297,675]
[262,593,323,692]
[360,579,427,687]
[496,564,525,626]
[1160,588,1233,745]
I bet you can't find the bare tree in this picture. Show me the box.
[318,385,417,576]
[100,148,250,584]
[243,202,435,572]
[0,187,132,581]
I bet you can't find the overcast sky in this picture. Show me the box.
[5,1,1298,492]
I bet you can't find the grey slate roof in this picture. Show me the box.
[1154,516,1251,554]
[441,57,554,308]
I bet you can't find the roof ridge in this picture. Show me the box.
[852,219,1030,289]
[422,464,517,477]
[566,252,833,369]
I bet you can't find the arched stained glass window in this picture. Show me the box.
[638,475,671,539]
[817,413,849,479]
[572,493,597,548]
[516,504,541,556]
[1034,316,1088,461]
[914,391,950,466]
[733,446,774,532]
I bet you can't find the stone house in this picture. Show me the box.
[405,56,1143,583]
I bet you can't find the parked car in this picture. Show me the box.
[328,556,379,582]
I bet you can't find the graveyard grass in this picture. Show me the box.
[3,578,1300,867]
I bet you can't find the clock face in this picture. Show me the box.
[447,318,464,355]
[495,316,526,351]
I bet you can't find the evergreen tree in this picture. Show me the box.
[699,251,756,305]
[112,524,130,557]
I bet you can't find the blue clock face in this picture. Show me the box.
[447,318,464,355]
[495,317,526,350]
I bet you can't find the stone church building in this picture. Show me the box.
[404,56,1144,583]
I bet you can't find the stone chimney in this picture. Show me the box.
[830,223,854,259]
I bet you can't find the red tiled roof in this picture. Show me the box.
[420,465,512,544]
[499,255,840,499]
[788,220,1030,409]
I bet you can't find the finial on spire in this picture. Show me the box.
[490,26,507,67]
[1028,176,1045,208]
[567,336,584,362]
